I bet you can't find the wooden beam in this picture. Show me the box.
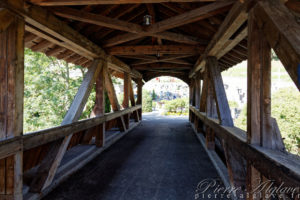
[30,0,228,6]
[29,60,103,193]
[0,7,24,199]
[190,0,250,77]
[129,77,140,122]
[52,7,207,46]
[194,79,201,109]
[104,62,126,131]
[149,1,234,33]
[190,106,300,189]
[254,0,300,90]
[131,54,194,65]
[107,45,203,55]
[246,8,275,198]
[52,7,143,34]
[86,64,106,147]
[22,105,141,151]
[133,63,191,70]
[0,1,142,79]
[123,73,130,128]
[207,57,233,126]
[206,57,246,195]
[101,2,231,46]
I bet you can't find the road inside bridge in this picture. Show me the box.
[44,112,225,200]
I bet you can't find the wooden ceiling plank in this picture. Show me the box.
[31,39,52,52]
[131,54,195,65]
[45,45,64,56]
[148,1,234,33]
[30,0,226,6]
[107,45,204,55]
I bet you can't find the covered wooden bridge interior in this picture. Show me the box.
[0,0,300,199]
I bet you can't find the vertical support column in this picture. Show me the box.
[93,63,106,147]
[129,78,139,122]
[136,79,143,120]
[123,73,130,129]
[247,9,272,199]
[0,6,24,200]
[205,69,217,119]
[194,78,201,109]
[193,77,201,131]
[189,79,195,122]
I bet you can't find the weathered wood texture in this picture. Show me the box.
[123,73,130,128]
[190,0,250,77]
[0,6,24,200]
[52,7,205,46]
[107,45,204,55]
[206,57,233,126]
[0,0,142,79]
[254,0,300,91]
[84,65,106,146]
[189,106,300,189]
[30,60,103,193]
[104,63,126,131]
[30,0,231,6]
[205,57,246,194]
[246,8,287,198]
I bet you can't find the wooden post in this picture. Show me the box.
[189,80,195,122]
[205,69,217,119]
[206,57,246,196]
[123,73,130,128]
[194,78,201,109]
[136,79,143,120]
[207,56,234,126]
[193,77,201,131]
[92,64,106,147]
[104,63,126,131]
[247,9,273,199]
[82,64,106,146]
[30,60,103,193]
[129,78,140,122]
[0,6,24,200]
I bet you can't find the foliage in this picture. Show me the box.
[228,101,239,109]
[152,90,157,100]
[24,49,98,133]
[105,91,111,113]
[163,98,188,115]
[142,90,153,112]
[235,87,300,155]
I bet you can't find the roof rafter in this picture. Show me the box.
[30,0,226,6]
[107,45,204,55]
[189,0,251,77]
[0,0,142,79]
[52,7,207,46]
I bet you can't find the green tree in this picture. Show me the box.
[152,89,157,100]
[235,87,300,155]
[24,48,94,132]
[142,90,153,112]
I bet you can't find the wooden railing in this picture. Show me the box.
[0,105,142,160]
[189,105,300,188]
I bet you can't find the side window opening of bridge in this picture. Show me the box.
[0,1,299,200]
[222,54,299,156]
